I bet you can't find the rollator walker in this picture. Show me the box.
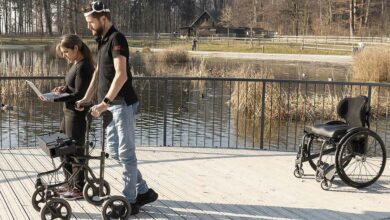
[32,110,131,219]
[294,96,386,190]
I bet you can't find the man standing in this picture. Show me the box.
[77,1,158,215]
[192,37,198,51]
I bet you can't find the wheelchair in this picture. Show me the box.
[32,110,131,220]
[294,96,387,190]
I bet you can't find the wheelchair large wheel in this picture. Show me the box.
[83,179,111,205]
[336,130,386,188]
[101,195,131,220]
[40,198,71,220]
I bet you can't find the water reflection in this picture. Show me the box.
[1,45,352,81]
[1,78,390,156]
[0,45,363,151]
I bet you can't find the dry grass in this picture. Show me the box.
[141,47,152,53]
[0,59,64,96]
[352,47,390,82]
[229,64,363,132]
[146,49,189,64]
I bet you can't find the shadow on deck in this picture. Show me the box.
[0,147,389,219]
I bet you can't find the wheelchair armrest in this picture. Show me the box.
[324,120,346,125]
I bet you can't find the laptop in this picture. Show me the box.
[26,80,70,101]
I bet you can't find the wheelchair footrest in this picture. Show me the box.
[317,163,336,180]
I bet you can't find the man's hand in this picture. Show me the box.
[91,102,108,117]
[75,98,91,111]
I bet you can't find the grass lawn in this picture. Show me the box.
[0,36,351,55]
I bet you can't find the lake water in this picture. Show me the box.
[1,45,368,152]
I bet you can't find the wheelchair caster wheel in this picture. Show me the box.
[315,170,323,182]
[40,198,71,220]
[83,179,111,205]
[321,179,332,190]
[294,168,304,178]
[32,188,46,211]
[102,195,131,220]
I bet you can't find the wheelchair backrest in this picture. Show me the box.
[336,96,370,127]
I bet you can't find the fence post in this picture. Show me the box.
[260,81,266,149]
[163,79,168,146]
[368,85,372,107]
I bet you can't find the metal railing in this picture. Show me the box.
[1,76,390,156]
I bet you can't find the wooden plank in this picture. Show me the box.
[8,149,45,218]
[24,148,86,219]
[0,186,15,220]
[101,156,184,219]
[1,147,389,220]
[0,153,30,219]
[14,148,80,220]
[128,148,226,219]
[98,157,166,219]
[0,150,40,218]
[139,148,260,219]
[30,147,107,220]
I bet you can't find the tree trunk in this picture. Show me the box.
[5,0,8,33]
[295,2,299,36]
[37,0,44,34]
[66,0,74,33]
[43,0,52,35]
[74,0,78,34]
[350,0,354,37]
[227,27,230,47]
[328,0,332,27]
[365,0,370,26]
[57,0,63,34]
[17,1,24,34]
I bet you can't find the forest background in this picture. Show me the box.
[0,0,389,37]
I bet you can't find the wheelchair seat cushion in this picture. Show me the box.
[305,124,351,139]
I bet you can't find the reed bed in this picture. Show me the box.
[141,48,189,64]
[228,62,390,146]
[353,47,390,82]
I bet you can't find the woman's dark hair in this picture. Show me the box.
[56,34,95,70]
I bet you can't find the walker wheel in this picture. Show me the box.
[102,195,131,220]
[32,188,46,211]
[293,168,304,178]
[321,179,332,190]
[83,179,111,205]
[40,198,71,220]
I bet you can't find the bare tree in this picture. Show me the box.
[42,0,52,35]
[350,0,355,36]
[219,4,233,46]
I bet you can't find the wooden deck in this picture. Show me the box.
[0,146,389,220]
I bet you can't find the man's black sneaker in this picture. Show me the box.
[136,188,158,207]
[108,204,138,217]
[130,203,140,215]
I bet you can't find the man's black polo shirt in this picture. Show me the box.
[96,26,138,105]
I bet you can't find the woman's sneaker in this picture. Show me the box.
[135,188,158,207]
[62,188,84,200]
[57,185,70,194]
